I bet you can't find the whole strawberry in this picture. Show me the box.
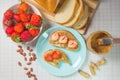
[5,27,14,35]
[13,14,20,22]
[11,32,21,42]
[18,2,30,12]
[30,13,42,27]
[29,29,39,37]
[20,31,33,42]
[4,9,13,19]
[14,23,24,33]
[3,18,13,27]
[20,12,31,22]
[13,8,24,14]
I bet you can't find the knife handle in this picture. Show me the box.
[113,38,120,43]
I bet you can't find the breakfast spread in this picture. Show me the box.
[2,0,117,79]
[49,30,79,50]
[3,2,42,43]
[43,49,70,67]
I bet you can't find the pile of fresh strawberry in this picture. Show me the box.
[3,2,42,43]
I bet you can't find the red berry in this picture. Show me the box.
[20,31,33,42]
[52,51,61,59]
[11,32,21,42]
[18,2,30,12]
[3,18,13,27]
[20,12,31,22]
[29,29,39,37]
[13,14,20,22]
[14,23,24,33]
[44,54,53,61]
[5,27,14,35]
[4,9,13,19]
[30,13,42,26]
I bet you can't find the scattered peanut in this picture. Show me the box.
[18,61,22,67]
[27,46,30,50]
[80,70,90,78]
[24,67,28,70]
[29,57,33,61]
[27,62,31,65]
[17,45,38,80]
[18,45,22,49]
[30,67,33,72]
[96,58,106,66]
[23,53,26,56]
[90,62,98,70]
[89,65,96,75]
[24,57,27,61]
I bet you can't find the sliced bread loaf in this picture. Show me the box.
[73,4,89,29]
[63,0,84,27]
[54,0,78,24]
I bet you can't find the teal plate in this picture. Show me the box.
[35,26,87,76]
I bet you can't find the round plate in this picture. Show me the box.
[35,26,87,76]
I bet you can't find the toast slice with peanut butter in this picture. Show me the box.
[49,30,79,50]
[43,49,70,67]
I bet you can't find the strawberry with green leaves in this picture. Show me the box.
[11,32,21,42]
[13,14,21,22]
[20,31,33,42]
[30,13,42,27]
[5,27,14,35]
[25,23,40,37]
[3,18,13,27]
[29,29,39,37]
[4,9,13,19]
[20,12,31,22]
[18,2,30,12]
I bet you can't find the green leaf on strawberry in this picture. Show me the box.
[11,32,21,42]
[12,9,20,14]
[25,23,38,30]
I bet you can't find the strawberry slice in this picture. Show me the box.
[52,51,61,59]
[44,54,53,62]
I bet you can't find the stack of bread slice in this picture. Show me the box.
[25,0,99,34]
